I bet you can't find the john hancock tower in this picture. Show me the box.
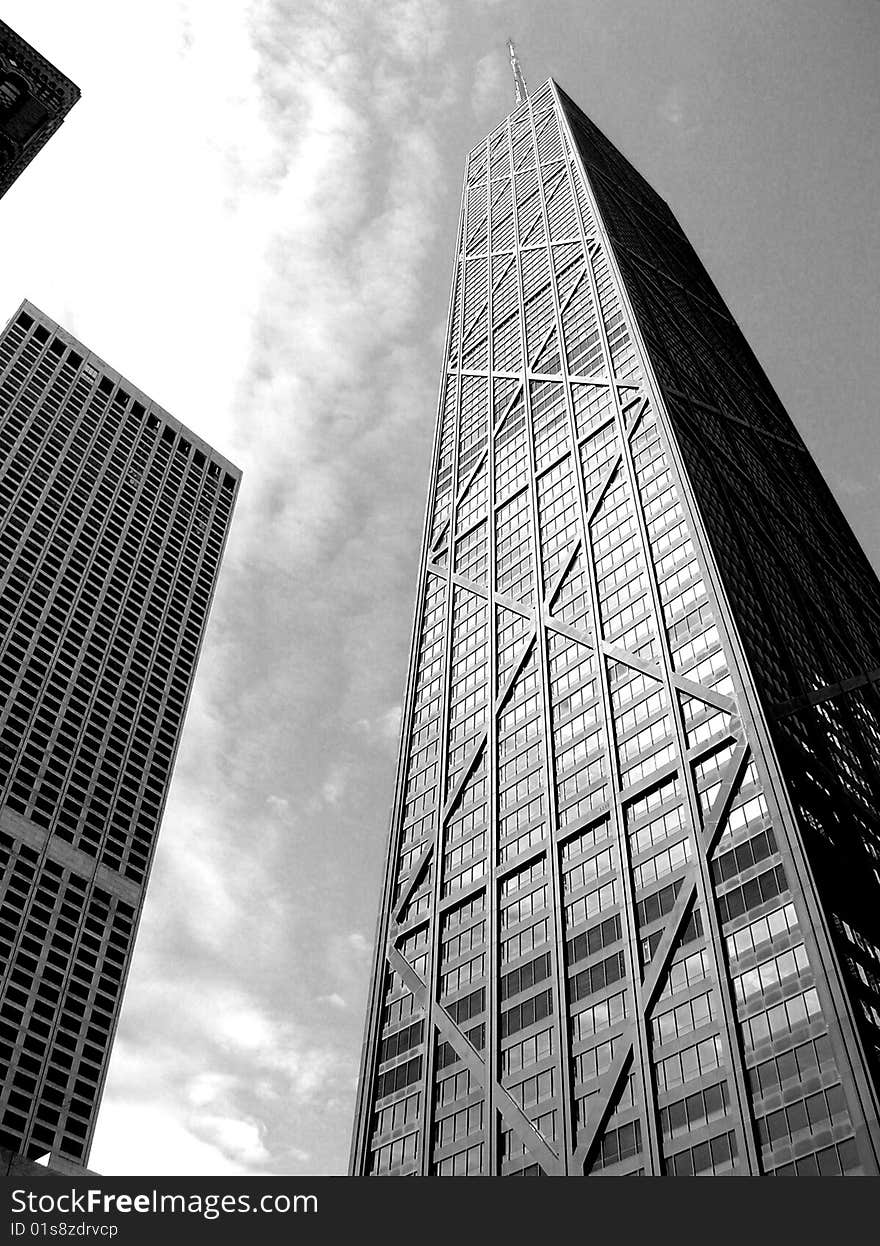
[351,79,880,1177]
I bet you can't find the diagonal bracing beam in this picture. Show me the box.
[586,454,622,524]
[386,947,564,1175]
[545,539,582,613]
[773,665,880,719]
[392,630,537,929]
[571,731,750,1170]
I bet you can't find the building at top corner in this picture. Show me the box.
[0,301,241,1170]
[350,77,880,1177]
[0,19,80,201]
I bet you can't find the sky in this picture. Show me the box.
[0,0,878,1176]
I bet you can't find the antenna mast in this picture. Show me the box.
[507,39,529,106]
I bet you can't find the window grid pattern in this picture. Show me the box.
[353,81,879,1176]
[0,302,239,1166]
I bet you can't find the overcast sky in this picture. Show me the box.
[1,0,877,1176]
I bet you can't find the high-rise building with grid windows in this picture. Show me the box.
[351,79,880,1177]
[0,301,240,1171]
[0,19,80,201]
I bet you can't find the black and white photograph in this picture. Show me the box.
[0,0,878,1224]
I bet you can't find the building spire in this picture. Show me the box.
[507,39,529,106]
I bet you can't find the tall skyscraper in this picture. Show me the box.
[0,301,240,1170]
[0,20,80,201]
[351,79,880,1177]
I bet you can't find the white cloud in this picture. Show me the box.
[380,704,403,741]
[347,932,370,957]
[472,48,509,118]
[318,993,348,1009]
[186,1072,239,1110]
[217,1005,276,1053]
[3,0,458,1178]
[89,1102,259,1177]
[658,82,702,138]
[353,704,402,743]
[189,1114,270,1168]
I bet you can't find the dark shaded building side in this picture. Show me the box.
[0,19,80,201]
[556,83,880,1112]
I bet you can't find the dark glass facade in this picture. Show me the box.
[351,80,880,1176]
[0,20,80,200]
[0,301,240,1167]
